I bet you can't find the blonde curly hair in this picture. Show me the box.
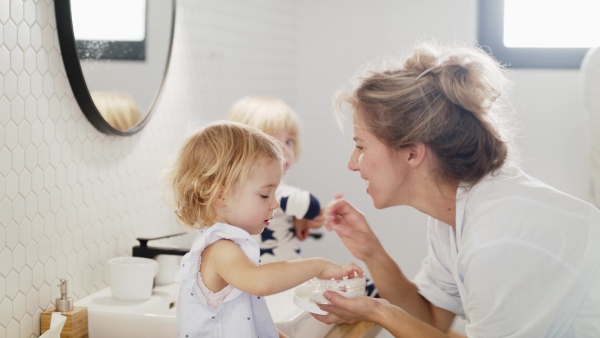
[169,120,284,228]
[227,96,303,160]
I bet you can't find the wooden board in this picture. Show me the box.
[325,321,381,338]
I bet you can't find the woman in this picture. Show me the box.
[315,41,600,337]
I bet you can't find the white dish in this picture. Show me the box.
[293,285,328,315]
[307,276,366,304]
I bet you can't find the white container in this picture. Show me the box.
[154,254,182,286]
[108,257,159,301]
[307,276,366,304]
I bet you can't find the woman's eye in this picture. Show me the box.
[260,195,269,199]
[286,139,294,146]
[355,145,364,151]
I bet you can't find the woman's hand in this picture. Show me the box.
[323,196,383,262]
[312,292,390,325]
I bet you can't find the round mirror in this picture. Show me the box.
[54,0,176,136]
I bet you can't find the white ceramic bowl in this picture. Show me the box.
[108,257,158,301]
[307,276,366,304]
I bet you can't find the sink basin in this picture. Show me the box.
[75,283,333,338]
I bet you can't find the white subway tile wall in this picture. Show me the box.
[0,0,297,337]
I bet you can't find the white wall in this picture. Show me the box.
[0,1,591,337]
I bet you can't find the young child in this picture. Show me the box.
[169,121,363,338]
[228,96,380,299]
[227,96,324,264]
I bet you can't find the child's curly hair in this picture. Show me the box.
[169,120,284,228]
[227,96,303,160]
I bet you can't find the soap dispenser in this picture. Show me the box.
[41,278,89,338]
[56,278,73,312]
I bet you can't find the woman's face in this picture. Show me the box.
[348,115,409,209]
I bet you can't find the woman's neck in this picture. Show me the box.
[412,178,459,227]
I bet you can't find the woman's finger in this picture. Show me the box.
[311,312,354,325]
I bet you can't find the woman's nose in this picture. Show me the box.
[348,152,358,171]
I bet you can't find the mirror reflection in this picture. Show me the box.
[72,0,147,61]
[59,0,175,134]
[90,91,142,132]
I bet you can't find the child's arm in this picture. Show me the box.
[293,218,310,240]
[278,186,321,222]
[210,239,362,296]
[305,210,324,229]
[294,209,325,240]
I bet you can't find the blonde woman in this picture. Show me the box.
[316,41,600,337]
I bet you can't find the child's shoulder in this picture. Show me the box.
[189,223,249,252]
[197,222,252,238]
[206,238,238,250]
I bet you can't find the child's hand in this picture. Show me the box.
[293,218,309,241]
[319,261,364,281]
[306,212,325,229]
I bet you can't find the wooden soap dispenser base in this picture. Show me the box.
[41,278,88,338]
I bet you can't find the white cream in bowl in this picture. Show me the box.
[307,276,366,304]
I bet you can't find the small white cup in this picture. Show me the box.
[154,254,182,286]
[108,257,158,301]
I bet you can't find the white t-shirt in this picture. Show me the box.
[177,223,279,338]
[414,168,600,337]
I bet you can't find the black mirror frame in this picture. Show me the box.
[54,0,176,136]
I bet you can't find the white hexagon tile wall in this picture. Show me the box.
[0,0,298,337]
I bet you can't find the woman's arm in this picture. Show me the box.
[364,246,455,330]
[316,292,450,338]
[324,198,455,331]
[209,239,363,296]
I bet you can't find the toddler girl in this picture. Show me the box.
[169,121,362,338]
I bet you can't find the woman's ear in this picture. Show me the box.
[404,143,427,167]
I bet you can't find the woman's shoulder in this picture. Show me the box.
[465,167,594,214]
[458,168,600,257]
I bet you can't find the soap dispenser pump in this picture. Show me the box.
[41,278,89,338]
[56,278,73,312]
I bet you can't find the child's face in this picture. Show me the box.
[218,157,283,235]
[272,129,296,174]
